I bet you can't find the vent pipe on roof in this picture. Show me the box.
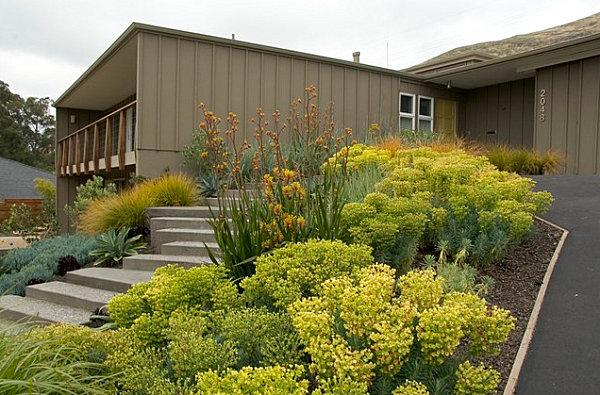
[353,51,360,63]
[231,33,235,40]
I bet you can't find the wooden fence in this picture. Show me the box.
[0,199,44,222]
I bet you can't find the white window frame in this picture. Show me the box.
[417,95,434,132]
[399,92,416,130]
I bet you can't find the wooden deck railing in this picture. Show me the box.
[56,101,136,176]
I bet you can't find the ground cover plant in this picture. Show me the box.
[0,234,97,295]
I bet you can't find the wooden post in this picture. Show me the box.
[93,124,99,172]
[67,137,72,176]
[74,133,80,175]
[56,141,63,176]
[118,110,126,169]
[83,128,89,174]
[104,118,111,171]
[62,140,68,175]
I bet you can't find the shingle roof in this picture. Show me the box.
[0,157,54,200]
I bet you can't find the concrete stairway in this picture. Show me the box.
[0,268,153,325]
[0,198,225,326]
[123,199,221,271]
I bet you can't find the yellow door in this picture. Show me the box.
[434,99,456,138]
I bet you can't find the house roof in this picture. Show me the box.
[54,23,427,110]
[0,157,54,200]
[421,32,600,89]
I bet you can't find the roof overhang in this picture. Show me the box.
[55,23,431,111]
[54,26,138,110]
[423,33,600,89]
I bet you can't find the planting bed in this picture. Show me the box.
[480,219,563,393]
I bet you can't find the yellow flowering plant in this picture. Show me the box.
[289,264,515,394]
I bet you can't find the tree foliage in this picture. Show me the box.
[0,80,54,171]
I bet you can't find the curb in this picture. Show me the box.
[503,217,569,395]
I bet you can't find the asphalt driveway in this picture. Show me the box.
[516,175,600,394]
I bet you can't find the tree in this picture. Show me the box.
[0,80,55,171]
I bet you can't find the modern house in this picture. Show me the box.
[54,20,600,230]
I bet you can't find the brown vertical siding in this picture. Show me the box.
[465,79,535,147]
[135,31,464,177]
[534,55,600,174]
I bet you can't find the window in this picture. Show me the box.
[418,96,433,132]
[399,93,434,132]
[399,93,415,130]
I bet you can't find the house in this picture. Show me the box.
[0,156,54,221]
[54,19,600,231]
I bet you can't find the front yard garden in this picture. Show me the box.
[0,87,559,394]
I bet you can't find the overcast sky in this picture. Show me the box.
[1,0,599,101]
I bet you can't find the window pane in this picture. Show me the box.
[400,116,414,130]
[419,97,432,117]
[418,119,432,132]
[400,95,414,114]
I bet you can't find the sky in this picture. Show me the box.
[1,0,599,101]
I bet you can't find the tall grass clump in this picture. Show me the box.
[79,187,153,235]
[144,173,197,206]
[0,322,116,394]
[484,145,562,175]
[78,173,198,235]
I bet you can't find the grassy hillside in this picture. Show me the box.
[419,12,600,65]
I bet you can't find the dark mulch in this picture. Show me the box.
[480,219,563,393]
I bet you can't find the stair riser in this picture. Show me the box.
[161,243,219,257]
[64,272,132,293]
[123,259,209,271]
[151,218,214,234]
[26,287,107,312]
[154,231,217,247]
[146,207,219,219]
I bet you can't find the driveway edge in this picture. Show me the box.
[503,217,569,395]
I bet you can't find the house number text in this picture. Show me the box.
[539,89,546,122]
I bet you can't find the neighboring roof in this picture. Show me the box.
[422,32,600,89]
[404,52,495,74]
[413,12,600,70]
[55,23,427,109]
[0,157,54,200]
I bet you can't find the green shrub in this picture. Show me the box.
[340,192,430,271]
[107,264,240,346]
[195,365,308,395]
[241,239,374,309]
[64,175,117,227]
[337,146,553,267]
[90,227,146,267]
[0,234,97,295]
[289,264,514,394]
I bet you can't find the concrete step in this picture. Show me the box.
[151,217,214,234]
[161,241,221,258]
[146,206,219,219]
[0,294,92,326]
[153,228,217,247]
[65,268,154,293]
[25,281,118,312]
[122,254,212,271]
